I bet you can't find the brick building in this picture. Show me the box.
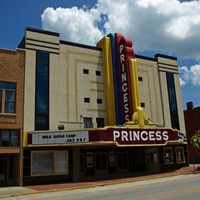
[184,102,200,164]
[0,48,25,186]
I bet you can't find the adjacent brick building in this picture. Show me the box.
[184,102,200,164]
[0,48,25,186]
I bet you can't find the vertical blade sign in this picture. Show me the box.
[115,33,135,124]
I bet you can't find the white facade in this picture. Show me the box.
[21,28,185,134]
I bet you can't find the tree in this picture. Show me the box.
[191,129,200,148]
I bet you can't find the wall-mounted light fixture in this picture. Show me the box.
[57,124,65,130]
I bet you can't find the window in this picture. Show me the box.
[84,117,93,128]
[96,71,101,76]
[97,99,102,104]
[0,130,19,147]
[35,115,48,131]
[175,147,185,163]
[83,69,89,74]
[163,147,173,164]
[0,82,16,113]
[138,77,143,81]
[31,151,68,176]
[84,98,90,103]
[141,102,145,107]
[146,148,157,163]
[96,118,104,127]
[166,73,179,130]
[35,51,49,131]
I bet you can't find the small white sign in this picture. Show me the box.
[32,131,89,145]
[178,132,187,142]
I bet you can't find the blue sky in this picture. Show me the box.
[1,0,200,110]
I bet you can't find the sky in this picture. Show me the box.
[1,0,200,110]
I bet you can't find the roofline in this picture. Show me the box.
[26,27,59,37]
[60,40,102,51]
[135,54,156,61]
[155,53,177,61]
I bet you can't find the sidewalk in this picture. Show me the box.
[0,166,198,198]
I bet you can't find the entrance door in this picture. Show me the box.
[95,153,108,175]
[0,160,6,186]
[146,147,160,172]
[117,152,129,172]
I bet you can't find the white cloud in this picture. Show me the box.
[179,77,186,86]
[179,66,190,82]
[40,0,200,107]
[180,64,200,86]
[41,7,103,45]
[190,64,200,85]
[41,0,200,59]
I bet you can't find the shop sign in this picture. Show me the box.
[178,131,187,142]
[32,131,89,145]
[115,33,134,124]
[113,129,169,142]
[89,128,179,145]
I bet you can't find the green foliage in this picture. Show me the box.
[191,129,200,148]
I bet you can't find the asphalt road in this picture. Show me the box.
[6,173,200,200]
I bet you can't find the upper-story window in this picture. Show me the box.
[166,72,179,130]
[138,77,143,81]
[141,102,145,107]
[84,117,93,128]
[97,99,103,104]
[96,71,101,76]
[83,69,89,74]
[0,130,19,147]
[0,82,16,113]
[35,51,49,131]
[84,97,90,103]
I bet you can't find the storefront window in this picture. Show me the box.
[176,147,185,163]
[55,152,67,174]
[146,148,157,163]
[163,147,173,164]
[31,151,68,176]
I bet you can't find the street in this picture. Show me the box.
[6,173,200,200]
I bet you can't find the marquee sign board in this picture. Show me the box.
[27,128,186,146]
[30,131,89,145]
[89,127,183,146]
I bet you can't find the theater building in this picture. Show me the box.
[18,27,187,185]
[0,48,25,186]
